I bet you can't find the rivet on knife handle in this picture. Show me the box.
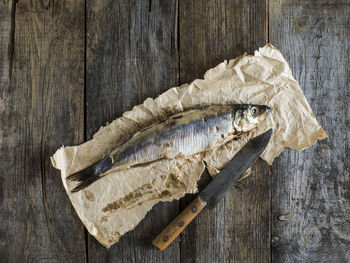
[152,196,207,251]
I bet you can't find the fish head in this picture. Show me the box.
[233,104,270,132]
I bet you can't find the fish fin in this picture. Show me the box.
[66,157,113,192]
[164,150,178,159]
[175,152,185,159]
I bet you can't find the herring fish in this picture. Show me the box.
[67,104,270,192]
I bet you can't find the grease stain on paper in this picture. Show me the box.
[102,173,186,215]
[84,190,95,201]
[165,173,187,190]
[102,183,154,213]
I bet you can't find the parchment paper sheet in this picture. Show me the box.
[51,44,327,248]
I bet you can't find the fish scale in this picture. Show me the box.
[67,104,270,192]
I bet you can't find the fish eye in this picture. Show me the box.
[250,106,259,117]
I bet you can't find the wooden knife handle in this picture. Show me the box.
[152,196,207,251]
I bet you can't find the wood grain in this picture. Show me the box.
[86,0,179,262]
[269,1,350,262]
[179,0,268,84]
[1,0,349,262]
[0,5,13,260]
[179,1,269,262]
[0,0,86,262]
[153,196,207,251]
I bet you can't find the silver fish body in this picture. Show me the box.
[67,104,270,192]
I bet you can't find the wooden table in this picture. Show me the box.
[1,0,349,262]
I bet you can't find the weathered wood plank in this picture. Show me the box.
[0,5,13,260]
[179,1,269,262]
[86,0,179,262]
[0,1,13,93]
[179,0,268,84]
[0,1,86,262]
[269,1,350,262]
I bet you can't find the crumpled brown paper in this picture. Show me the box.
[51,44,327,248]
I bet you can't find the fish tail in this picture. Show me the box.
[66,157,113,192]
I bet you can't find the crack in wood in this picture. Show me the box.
[8,0,16,81]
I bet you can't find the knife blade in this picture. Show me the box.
[199,128,273,209]
[152,129,273,251]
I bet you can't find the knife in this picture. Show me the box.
[152,129,273,251]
